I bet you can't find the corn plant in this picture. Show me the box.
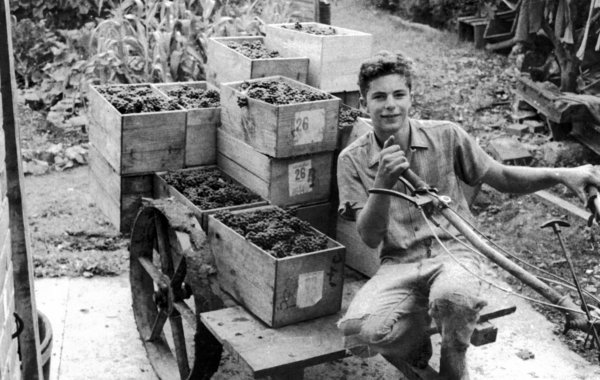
[85,0,296,85]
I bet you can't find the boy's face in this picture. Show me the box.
[360,74,411,138]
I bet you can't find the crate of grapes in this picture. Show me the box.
[153,166,268,231]
[207,36,309,85]
[207,205,345,327]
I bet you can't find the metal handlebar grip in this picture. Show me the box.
[401,168,429,192]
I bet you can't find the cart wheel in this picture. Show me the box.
[130,203,223,380]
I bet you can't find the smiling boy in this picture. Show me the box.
[336,51,600,380]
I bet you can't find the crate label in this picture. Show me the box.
[288,160,314,197]
[292,109,325,145]
[296,271,324,308]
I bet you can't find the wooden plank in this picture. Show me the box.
[208,211,279,326]
[217,130,333,206]
[200,278,366,377]
[207,36,309,85]
[153,81,220,167]
[220,75,339,157]
[0,0,43,376]
[90,168,121,230]
[152,167,268,231]
[266,23,373,93]
[207,205,345,328]
[290,0,317,21]
[533,190,590,221]
[336,217,380,277]
[87,86,122,172]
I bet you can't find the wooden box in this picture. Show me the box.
[217,130,333,206]
[153,166,268,231]
[338,115,372,152]
[207,205,345,327]
[207,36,309,85]
[265,23,373,93]
[336,216,379,277]
[88,84,186,175]
[153,82,220,167]
[286,201,335,238]
[89,145,153,233]
[220,75,340,158]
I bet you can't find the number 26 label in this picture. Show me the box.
[288,160,315,196]
[292,109,325,145]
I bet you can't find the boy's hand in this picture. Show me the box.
[562,164,600,203]
[374,136,410,189]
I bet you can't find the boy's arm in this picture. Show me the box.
[482,161,600,202]
[357,136,409,248]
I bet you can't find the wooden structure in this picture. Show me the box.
[207,205,345,328]
[129,199,514,380]
[217,129,334,206]
[0,0,44,377]
[266,23,373,93]
[206,36,309,85]
[154,82,220,168]
[220,76,340,158]
[153,166,268,231]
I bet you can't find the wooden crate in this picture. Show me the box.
[207,36,309,86]
[207,205,345,327]
[336,216,379,277]
[217,129,333,206]
[153,166,269,231]
[331,91,361,109]
[89,145,153,233]
[338,116,372,152]
[286,201,335,238]
[153,81,220,167]
[87,84,186,175]
[220,75,340,158]
[265,23,373,93]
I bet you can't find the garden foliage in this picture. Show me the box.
[11,0,297,113]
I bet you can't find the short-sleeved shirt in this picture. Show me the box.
[337,118,494,264]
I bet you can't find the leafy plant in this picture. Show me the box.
[85,0,293,85]
[11,0,117,28]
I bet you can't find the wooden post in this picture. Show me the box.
[0,0,44,378]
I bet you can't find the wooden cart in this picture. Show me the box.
[129,198,515,380]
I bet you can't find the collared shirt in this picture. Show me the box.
[337,119,494,264]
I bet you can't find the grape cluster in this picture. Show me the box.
[338,106,363,131]
[214,208,329,258]
[165,85,220,109]
[96,85,180,114]
[226,40,280,59]
[162,167,262,209]
[283,22,337,36]
[238,80,331,105]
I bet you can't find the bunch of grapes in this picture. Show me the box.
[285,22,337,36]
[226,40,280,59]
[338,106,363,131]
[214,208,329,258]
[166,86,220,109]
[162,168,261,209]
[238,80,331,105]
[96,85,180,114]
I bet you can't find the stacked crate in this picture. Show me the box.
[265,22,373,108]
[88,82,219,233]
[217,75,340,236]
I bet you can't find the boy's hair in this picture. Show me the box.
[358,51,414,97]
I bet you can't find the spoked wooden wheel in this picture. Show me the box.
[130,201,223,380]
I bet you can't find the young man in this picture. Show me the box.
[336,51,600,380]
